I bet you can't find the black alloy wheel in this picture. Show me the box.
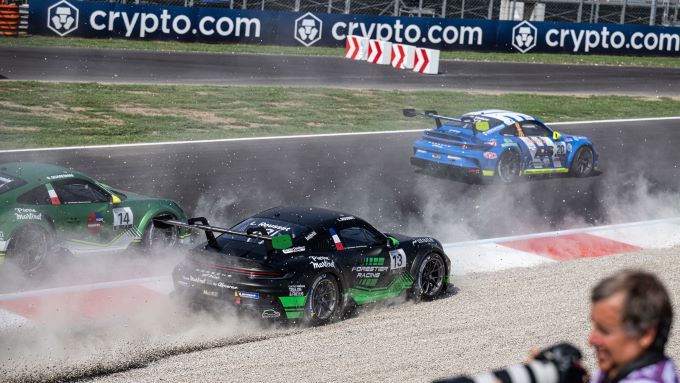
[497,151,521,183]
[414,253,446,300]
[6,225,50,274]
[570,146,594,177]
[305,273,340,325]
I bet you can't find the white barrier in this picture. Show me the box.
[391,43,415,70]
[367,39,392,65]
[345,35,368,60]
[413,48,440,75]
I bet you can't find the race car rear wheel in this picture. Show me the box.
[305,273,340,326]
[412,253,446,301]
[6,225,50,274]
[141,213,179,255]
[496,151,520,183]
[569,146,594,177]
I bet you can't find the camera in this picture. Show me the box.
[433,343,587,383]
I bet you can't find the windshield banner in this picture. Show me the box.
[30,0,680,56]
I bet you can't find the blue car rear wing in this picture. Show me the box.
[403,108,481,135]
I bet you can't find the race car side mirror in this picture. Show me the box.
[386,236,399,249]
[553,131,562,141]
[111,194,122,205]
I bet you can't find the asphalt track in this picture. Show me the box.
[2,46,680,96]
[1,118,679,244]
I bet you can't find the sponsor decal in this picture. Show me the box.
[253,221,291,234]
[47,0,79,36]
[329,228,344,251]
[447,155,460,160]
[337,216,355,222]
[389,249,407,270]
[45,183,61,205]
[238,291,260,300]
[288,284,305,296]
[86,211,104,234]
[502,143,516,148]
[45,173,75,180]
[262,309,281,318]
[567,143,573,152]
[311,260,335,269]
[483,152,498,159]
[512,21,538,53]
[564,137,573,142]
[484,139,498,147]
[357,272,381,278]
[412,237,435,244]
[14,208,42,221]
[352,266,389,272]
[113,207,134,228]
[294,12,322,47]
[202,289,218,297]
[282,246,306,254]
[309,256,331,262]
[305,231,317,241]
[504,138,514,143]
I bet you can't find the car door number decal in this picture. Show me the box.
[389,249,406,270]
[113,207,133,228]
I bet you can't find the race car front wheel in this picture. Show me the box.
[305,273,340,326]
[412,253,446,301]
[6,225,50,274]
[496,151,520,183]
[142,213,179,255]
[569,146,594,177]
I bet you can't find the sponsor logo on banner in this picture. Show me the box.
[294,12,322,46]
[512,21,537,53]
[87,212,104,233]
[47,0,79,36]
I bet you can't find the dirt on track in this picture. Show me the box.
[81,247,679,383]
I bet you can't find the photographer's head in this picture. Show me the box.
[589,269,673,379]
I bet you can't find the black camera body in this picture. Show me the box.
[433,343,587,383]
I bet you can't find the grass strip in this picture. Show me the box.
[2,36,680,69]
[1,81,679,150]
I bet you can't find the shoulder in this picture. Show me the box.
[621,358,679,383]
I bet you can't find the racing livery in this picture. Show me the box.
[0,162,187,272]
[407,109,598,183]
[165,206,451,325]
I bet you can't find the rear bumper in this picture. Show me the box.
[172,265,306,320]
[410,156,495,177]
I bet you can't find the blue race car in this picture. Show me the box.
[406,109,598,183]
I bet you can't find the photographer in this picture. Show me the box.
[434,269,677,383]
[589,270,677,383]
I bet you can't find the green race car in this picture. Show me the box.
[0,162,188,273]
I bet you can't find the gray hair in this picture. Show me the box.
[591,269,673,353]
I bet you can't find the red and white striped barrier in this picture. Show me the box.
[413,47,440,75]
[345,35,368,60]
[391,43,416,70]
[367,39,392,65]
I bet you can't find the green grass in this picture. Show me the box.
[2,35,680,68]
[1,81,679,149]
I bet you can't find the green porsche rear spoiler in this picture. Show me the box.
[154,217,293,251]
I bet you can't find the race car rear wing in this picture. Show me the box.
[403,108,480,135]
[154,217,293,251]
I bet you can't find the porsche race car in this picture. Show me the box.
[407,109,598,183]
[0,162,188,273]
[163,206,451,325]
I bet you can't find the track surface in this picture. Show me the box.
[1,46,680,96]
[1,119,679,243]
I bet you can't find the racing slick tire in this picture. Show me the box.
[410,252,446,302]
[496,151,521,184]
[141,213,179,255]
[304,273,341,326]
[5,224,50,274]
[569,146,595,177]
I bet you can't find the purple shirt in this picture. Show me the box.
[592,358,679,383]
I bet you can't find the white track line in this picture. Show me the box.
[2,116,679,154]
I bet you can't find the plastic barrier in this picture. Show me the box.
[0,3,19,36]
[391,43,416,70]
[367,39,392,65]
[413,47,440,75]
[345,35,368,60]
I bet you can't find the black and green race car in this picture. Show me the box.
[0,162,188,273]
[164,206,451,325]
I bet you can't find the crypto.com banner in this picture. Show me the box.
[30,0,680,56]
